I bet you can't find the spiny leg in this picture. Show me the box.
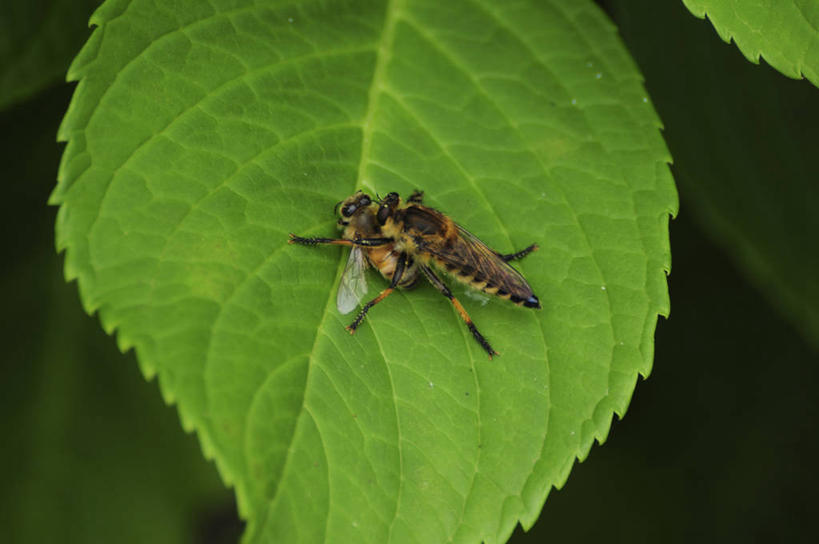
[347,252,408,333]
[420,265,498,359]
[407,190,424,203]
[288,233,392,247]
[500,243,538,262]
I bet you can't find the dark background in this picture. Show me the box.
[1,1,816,543]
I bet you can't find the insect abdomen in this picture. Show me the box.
[433,258,540,308]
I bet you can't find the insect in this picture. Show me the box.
[289,190,540,358]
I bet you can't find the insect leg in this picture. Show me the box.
[288,234,393,247]
[419,265,498,359]
[499,244,538,262]
[407,190,424,203]
[346,252,407,333]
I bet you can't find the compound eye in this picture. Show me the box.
[360,195,371,206]
[376,204,390,225]
[342,204,357,217]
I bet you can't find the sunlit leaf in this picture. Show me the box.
[52,1,676,542]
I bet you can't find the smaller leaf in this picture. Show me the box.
[682,0,819,87]
[628,0,819,349]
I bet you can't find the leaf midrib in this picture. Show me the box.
[257,0,408,540]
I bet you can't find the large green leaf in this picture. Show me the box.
[682,0,819,87]
[0,0,101,110]
[52,0,676,542]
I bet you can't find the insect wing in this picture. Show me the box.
[337,246,369,314]
[430,224,536,298]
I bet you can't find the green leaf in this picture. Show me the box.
[624,0,819,350]
[681,0,819,87]
[52,1,676,542]
[0,0,100,110]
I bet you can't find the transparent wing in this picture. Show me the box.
[337,246,369,314]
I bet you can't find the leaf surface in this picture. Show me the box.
[53,1,676,542]
[682,0,819,87]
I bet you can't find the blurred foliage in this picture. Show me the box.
[613,0,819,350]
[0,86,239,544]
[0,0,817,542]
[0,0,101,109]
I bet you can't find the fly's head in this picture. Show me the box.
[335,191,374,229]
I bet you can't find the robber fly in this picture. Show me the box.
[288,190,539,358]
[288,191,419,313]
